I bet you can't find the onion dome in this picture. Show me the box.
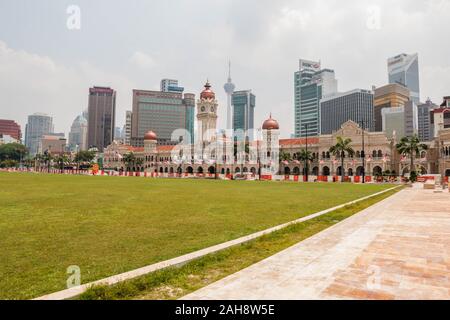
[262,114,279,130]
[200,80,215,100]
[144,130,157,141]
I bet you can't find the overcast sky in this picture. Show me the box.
[1,0,449,138]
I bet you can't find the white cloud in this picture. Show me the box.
[0,40,135,136]
[129,51,157,69]
[0,0,449,139]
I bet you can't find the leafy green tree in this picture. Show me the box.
[279,150,292,162]
[74,150,96,170]
[329,136,355,182]
[55,154,70,172]
[396,135,427,182]
[123,152,136,170]
[0,143,28,167]
[296,149,313,175]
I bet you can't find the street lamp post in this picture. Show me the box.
[304,124,309,182]
[359,120,374,184]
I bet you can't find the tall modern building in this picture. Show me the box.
[131,89,195,146]
[87,86,116,152]
[123,111,132,145]
[320,89,374,135]
[295,59,338,137]
[388,53,420,104]
[382,106,406,139]
[381,101,420,139]
[232,90,255,141]
[68,113,88,152]
[404,100,418,137]
[373,83,410,132]
[0,119,21,141]
[25,113,54,155]
[417,99,437,141]
[223,62,236,131]
[160,79,184,93]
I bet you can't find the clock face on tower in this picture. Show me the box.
[201,106,205,112]
[210,106,215,113]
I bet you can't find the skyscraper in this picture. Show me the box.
[131,89,195,146]
[388,53,420,104]
[382,106,405,139]
[160,79,185,93]
[0,119,21,141]
[374,83,410,132]
[223,61,235,131]
[87,86,116,152]
[25,113,54,155]
[68,113,88,152]
[123,111,132,145]
[417,99,437,141]
[320,89,374,135]
[232,90,255,141]
[295,59,338,137]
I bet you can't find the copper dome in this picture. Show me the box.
[144,130,157,141]
[200,81,215,100]
[262,114,279,130]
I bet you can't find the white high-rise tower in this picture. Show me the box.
[223,61,235,131]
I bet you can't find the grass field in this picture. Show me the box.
[0,172,392,299]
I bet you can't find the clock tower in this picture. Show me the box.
[197,81,218,144]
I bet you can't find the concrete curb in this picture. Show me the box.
[34,185,401,300]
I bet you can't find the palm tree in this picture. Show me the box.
[297,149,313,176]
[135,158,144,171]
[329,136,355,182]
[55,154,70,173]
[123,152,136,171]
[42,151,53,173]
[396,135,428,182]
[279,150,291,162]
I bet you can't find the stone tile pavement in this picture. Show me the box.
[182,185,450,300]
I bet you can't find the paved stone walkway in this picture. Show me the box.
[183,186,450,300]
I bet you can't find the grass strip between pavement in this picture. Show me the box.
[78,187,401,300]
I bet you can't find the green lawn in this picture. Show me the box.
[0,172,392,299]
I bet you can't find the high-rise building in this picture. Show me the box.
[223,62,236,131]
[232,90,255,141]
[123,111,132,145]
[388,53,420,104]
[68,113,88,152]
[417,99,437,142]
[373,84,410,132]
[0,119,21,141]
[382,106,406,139]
[295,59,338,137]
[114,127,122,141]
[381,101,419,139]
[404,100,418,137]
[160,79,184,93]
[320,89,374,135]
[25,113,54,155]
[131,89,195,146]
[87,86,116,152]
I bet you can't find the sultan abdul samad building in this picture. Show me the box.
[104,82,450,180]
